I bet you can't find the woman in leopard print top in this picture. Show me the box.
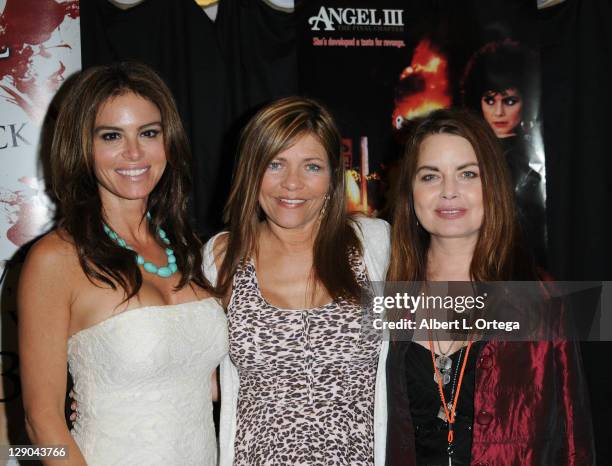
[204,97,391,466]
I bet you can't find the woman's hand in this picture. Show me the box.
[69,390,77,423]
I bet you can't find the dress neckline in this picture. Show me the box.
[247,258,336,312]
[68,297,219,341]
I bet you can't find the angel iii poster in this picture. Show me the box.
[298,0,546,264]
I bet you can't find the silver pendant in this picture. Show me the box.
[435,355,452,371]
[434,371,451,385]
[437,403,456,421]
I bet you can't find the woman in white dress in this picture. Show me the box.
[19,62,227,465]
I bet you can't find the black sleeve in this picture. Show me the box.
[386,340,417,466]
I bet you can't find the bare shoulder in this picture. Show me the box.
[21,230,81,288]
[18,230,80,329]
[24,230,78,269]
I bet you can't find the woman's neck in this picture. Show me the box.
[101,197,149,243]
[426,236,476,281]
[259,220,318,257]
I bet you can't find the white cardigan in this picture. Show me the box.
[203,216,390,466]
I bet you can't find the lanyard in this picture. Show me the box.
[429,337,474,466]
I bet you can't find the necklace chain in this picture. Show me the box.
[430,335,474,466]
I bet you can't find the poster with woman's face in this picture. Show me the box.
[299,0,547,265]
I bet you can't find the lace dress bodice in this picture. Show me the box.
[68,298,228,465]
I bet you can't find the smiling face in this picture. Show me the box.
[412,133,483,243]
[480,88,522,138]
[258,133,331,232]
[92,92,167,207]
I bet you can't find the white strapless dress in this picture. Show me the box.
[67,298,228,466]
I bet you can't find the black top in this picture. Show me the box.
[404,341,483,466]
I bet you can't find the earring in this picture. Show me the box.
[320,194,330,219]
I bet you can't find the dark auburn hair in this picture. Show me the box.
[387,107,536,282]
[50,61,212,298]
[217,96,363,300]
[461,39,539,125]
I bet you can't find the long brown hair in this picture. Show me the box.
[50,62,212,298]
[217,96,362,300]
[388,108,536,282]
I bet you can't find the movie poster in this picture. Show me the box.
[298,0,546,264]
[0,0,81,448]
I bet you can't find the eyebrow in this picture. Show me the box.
[94,121,162,133]
[484,89,519,98]
[273,156,327,162]
[416,162,479,172]
[457,162,479,170]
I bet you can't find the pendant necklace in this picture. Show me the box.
[432,322,458,387]
[429,336,473,466]
[433,341,454,386]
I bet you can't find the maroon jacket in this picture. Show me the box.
[385,339,595,466]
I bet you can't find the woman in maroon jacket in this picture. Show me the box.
[385,108,594,466]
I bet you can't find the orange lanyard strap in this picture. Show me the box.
[429,338,474,444]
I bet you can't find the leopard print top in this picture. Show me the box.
[228,256,381,465]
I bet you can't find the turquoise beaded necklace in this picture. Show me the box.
[102,215,178,278]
